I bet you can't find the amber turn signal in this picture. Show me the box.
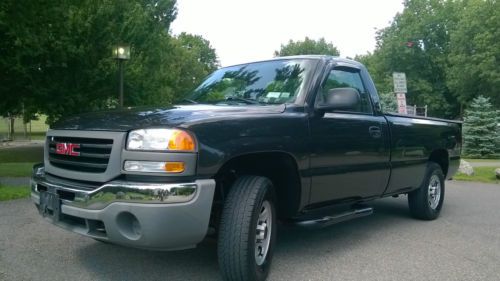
[168,130,196,151]
[164,162,185,173]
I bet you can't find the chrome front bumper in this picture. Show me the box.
[31,165,216,250]
[32,165,199,210]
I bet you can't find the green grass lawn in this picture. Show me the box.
[0,185,31,201]
[29,132,46,140]
[0,163,35,177]
[0,146,43,163]
[454,166,499,184]
[463,158,500,163]
[0,145,42,177]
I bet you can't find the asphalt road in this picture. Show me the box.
[1,180,499,281]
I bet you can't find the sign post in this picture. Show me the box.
[393,72,407,114]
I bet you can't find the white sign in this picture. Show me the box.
[393,72,407,93]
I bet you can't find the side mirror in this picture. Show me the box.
[316,87,361,111]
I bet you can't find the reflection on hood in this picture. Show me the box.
[51,104,286,131]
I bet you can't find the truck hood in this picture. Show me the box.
[51,104,286,131]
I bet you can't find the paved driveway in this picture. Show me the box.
[1,180,499,281]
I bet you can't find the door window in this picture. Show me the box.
[319,67,373,114]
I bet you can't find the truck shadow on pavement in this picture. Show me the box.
[75,197,422,281]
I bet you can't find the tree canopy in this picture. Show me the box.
[2,0,498,124]
[0,0,218,124]
[446,0,500,110]
[358,0,499,119]
[274,37,340,57]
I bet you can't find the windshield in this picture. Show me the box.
[188,59,315,105]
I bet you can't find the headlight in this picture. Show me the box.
[126,129,196,152]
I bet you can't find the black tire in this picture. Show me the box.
[408,162,445,220]
[218,176,277,281]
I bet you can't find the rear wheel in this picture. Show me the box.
[217,176,276,281]
[408,162,445,220]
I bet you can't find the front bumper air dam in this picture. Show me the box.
[30,165,216,251]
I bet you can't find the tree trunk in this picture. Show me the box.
[9,117,15,140]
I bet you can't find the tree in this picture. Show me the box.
[274,37,340,57]
[174,32,219,98]
[0,1,48,121]
[360,0,461,119]
[379,92,398,113]
[177,32,218,74]
[355,53,395,99]
[0,0,219,124]
[462,96,500,158]
[446,0,500,112]
[358,0,500,119]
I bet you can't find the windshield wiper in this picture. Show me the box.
[224,97,260,104]
[180,98,198,104]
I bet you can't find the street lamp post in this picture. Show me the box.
[112,45,130,107]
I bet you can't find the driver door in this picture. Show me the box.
[308,65,390,204]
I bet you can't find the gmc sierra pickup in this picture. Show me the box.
[31,55,461,281]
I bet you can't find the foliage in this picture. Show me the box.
[359,0,500,119]
[0,185,31,201]
[176,32,218,74]
[0,146,43,163]
[463,159,500,163]
[454,166,499,184]
[462,96,500,158]
[379,92,398,113]
[0,0,218,124]
[359,0,459,118]
[0,163,35,177]
[174,32,219,99]
[446,0,500,110]
[274,37,340,57]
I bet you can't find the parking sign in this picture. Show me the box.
[393,72,407,93]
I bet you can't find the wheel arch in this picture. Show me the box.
[429,149,449,177]
[214,151,303,219]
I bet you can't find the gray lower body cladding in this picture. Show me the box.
[31,167,216,251]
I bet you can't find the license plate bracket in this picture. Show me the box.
[39,191,61,222]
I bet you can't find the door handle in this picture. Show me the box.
[369,126,382,138]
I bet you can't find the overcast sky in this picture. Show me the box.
[171,0,404,67]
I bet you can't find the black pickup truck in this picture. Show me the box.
[31,55,461,281]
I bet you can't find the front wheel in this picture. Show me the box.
[217,176,276,281]
[408,162,445,220]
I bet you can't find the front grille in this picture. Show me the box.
[48,137,113,173]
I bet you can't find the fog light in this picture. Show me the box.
[116,212,141,240]
[124,160,185,173]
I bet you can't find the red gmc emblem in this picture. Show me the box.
[55,143,80,156]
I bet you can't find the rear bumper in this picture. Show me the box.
[31,165,216,250]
